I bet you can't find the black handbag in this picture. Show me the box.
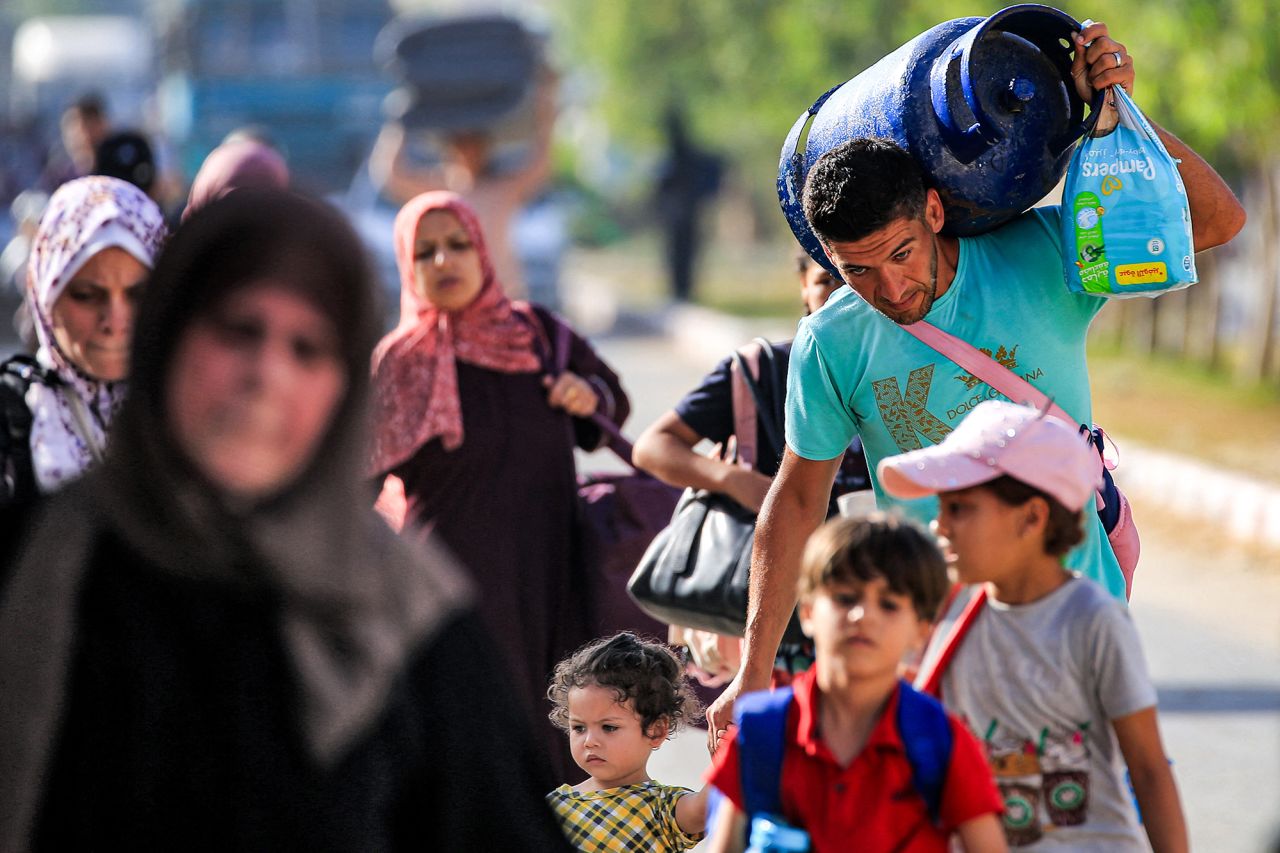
[627,339,806,644]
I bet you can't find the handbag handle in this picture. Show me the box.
[541,307,639,468]
[760,340,787,445]
[730,347,759,469]
[731,338,786,460]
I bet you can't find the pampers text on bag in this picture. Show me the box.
[1060,87,1196,298]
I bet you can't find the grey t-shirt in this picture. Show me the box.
[916,577,1157,850]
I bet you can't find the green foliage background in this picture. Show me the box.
[553,0,1277,201]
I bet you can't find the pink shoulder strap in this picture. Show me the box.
[901,321,1076,425]
[729,342,764,470]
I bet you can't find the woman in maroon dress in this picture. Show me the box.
[369,191,629,776]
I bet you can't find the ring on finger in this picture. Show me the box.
[1112,51,1123,68]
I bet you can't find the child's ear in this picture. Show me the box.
[798,595,815,639]
[1021,496,1050,539]
[646,717,671,746]
[911,616,933,653]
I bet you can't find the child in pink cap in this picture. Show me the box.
[879,400,1187,852]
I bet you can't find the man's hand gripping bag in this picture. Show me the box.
[1061,87,1195,297]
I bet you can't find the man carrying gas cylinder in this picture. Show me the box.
[707,20,1245,746]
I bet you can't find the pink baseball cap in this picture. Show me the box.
[877,400,1102,511]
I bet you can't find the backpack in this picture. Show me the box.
[0,355,42,505]
[730,681,954,838]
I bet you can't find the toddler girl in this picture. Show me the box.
[547,632,708,851]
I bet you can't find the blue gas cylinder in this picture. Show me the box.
[778,4,1102,272]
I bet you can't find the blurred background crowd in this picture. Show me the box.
[0,0,1275,392]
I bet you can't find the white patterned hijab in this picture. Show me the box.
[24,176,166,493]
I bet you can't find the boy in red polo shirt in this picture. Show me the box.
[705,515,1005,852]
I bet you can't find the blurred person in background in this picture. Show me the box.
[368,68,555,299]
[92,131,158,198]
[40,92,111,193]
[0,176,166,505]
[1,190,50,348]
[0,189,572,852]
[634,250,865,516]
[368,191,628,779]
[182,137,290,221]
[653,104,722,303]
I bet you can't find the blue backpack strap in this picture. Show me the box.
[896,680,954,825]
[733,686,795,819]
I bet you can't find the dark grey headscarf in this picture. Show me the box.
[0,190,471,850]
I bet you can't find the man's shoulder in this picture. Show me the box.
[957,206,1061,262]
[957,205,1096,315]
[982,205,1062,246]
[797,287,880,347]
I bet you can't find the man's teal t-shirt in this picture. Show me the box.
[785,207,1125,599]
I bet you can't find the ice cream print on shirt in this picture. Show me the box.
[982,721,1091,846]
[871,343,1046,454]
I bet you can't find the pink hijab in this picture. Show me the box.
[182,139,289,220]
[368,192,540,476]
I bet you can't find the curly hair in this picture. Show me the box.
[802,138,928,245]
[547,633,702,739]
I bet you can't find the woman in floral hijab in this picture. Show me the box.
[0,175,165,502]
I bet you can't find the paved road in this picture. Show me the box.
[583,321,1280,853]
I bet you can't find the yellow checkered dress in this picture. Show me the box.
[547,781,704,852]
